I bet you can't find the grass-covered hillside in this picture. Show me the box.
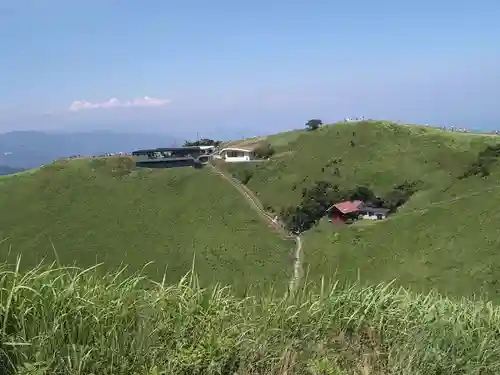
[225,121,493,211]
[1,263,499,375]
[0,157,291,293]
[3,122,500,373]
[225,121,500,300]
[305,161,500,301]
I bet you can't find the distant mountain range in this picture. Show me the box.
[0,165,25,176]
[0,130,176,169]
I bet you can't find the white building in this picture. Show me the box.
[217,147,256,162]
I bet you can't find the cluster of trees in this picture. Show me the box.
[460,144,500,179]
[382,181,421,212]
[281,181,344,233]
[183,138,222,147]
[280,180,421,233]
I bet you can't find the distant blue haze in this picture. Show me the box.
[0,0,499,137]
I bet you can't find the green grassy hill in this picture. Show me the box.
[224,121,500,300]
[3,122,500,373]
[305,164,500,301]
[0,157,291,293]
[225,121,493,211]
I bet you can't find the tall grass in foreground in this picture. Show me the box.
[1,261,499,374]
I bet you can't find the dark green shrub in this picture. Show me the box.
[382,180,422,212]
[460,144,500,179]
[254,143,275,159]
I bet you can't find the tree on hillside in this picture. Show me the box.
[253,142,275,159]
[281,206,313,234]
[382,180,422,212]
[282,181,348,233]
[305,119,323,131]
[348,186,376,203]
[460,143,500,179]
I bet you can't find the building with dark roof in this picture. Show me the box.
[132,147,206,169]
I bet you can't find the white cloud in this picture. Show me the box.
[68,96,171,112]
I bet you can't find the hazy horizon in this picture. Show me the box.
[1,0,499,137]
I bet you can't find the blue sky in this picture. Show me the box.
[1,0,499,138]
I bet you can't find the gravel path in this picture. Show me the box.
[210,165,303,293]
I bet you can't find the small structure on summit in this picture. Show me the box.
[326,200,389,224]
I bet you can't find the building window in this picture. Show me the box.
[227,151,245,158]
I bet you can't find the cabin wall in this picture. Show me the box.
[222,151,254,162]
[224,155,252,162]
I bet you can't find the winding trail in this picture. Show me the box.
[210,166,500,293]
[210,164,303,293]
[289,236,302,293]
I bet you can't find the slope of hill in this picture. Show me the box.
[3,122,500,373]
[0,157,291,293]
[225,121,493,212]
[305,163,500,301]
[222,121,500,300]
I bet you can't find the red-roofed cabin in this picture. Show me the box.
[326,200,363,224]
[326,200,389,224]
